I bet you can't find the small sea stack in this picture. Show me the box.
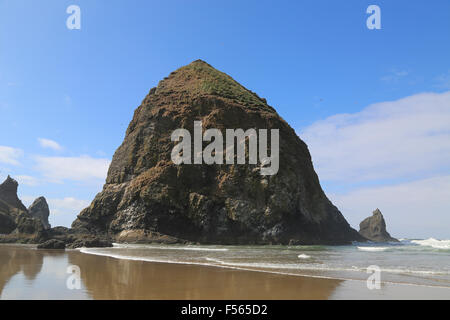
[359,208,398,242]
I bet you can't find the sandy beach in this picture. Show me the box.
[1,244,449,300]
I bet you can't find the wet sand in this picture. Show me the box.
[1,244,449,299]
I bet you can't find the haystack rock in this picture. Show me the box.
[72,60,363,245]
[359,209,398,242]
[28,197,51,230]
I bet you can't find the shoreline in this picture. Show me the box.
[1,244,450,299]
[79,246,450,290]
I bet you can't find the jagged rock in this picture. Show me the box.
[359,209,399,242]
[28,197,51,229]
[37,239,66,250]
[0,212,16,234]
[0,176,28,213]
[72,60,363,245]
[34,227,113,248]
[288,239,302,246]
[66,237,113,249]
[116,229,188,244]
[49,226,71,235]
[0,176,48,241]
[14,216,44,234]
[0,176,29,235]
[0,177,112,248]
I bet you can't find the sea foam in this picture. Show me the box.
[357,246,389,252]
[411,238,450,250]
[112,243,229,252]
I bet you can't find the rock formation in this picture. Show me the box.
[359,209,398,242]
[0,176,33,235]
[0,245,46,295]
[72,60,363,245]
[37,239,66,250]
[28,197,51,229]
[0,176,111,248]
[0,176,28,213]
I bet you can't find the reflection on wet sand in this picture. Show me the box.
[68,251,342,299]
[0,245,45,295]
[1,245,342,299]
[2,245,450,299]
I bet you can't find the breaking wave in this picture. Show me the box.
[357,246,389,252]
[411,238,450,250]
[112,243,229,252]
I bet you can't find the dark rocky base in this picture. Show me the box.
[0,226,113,249]
[0,224,363,248]
[37,239,66,249]
[74,209,365,246]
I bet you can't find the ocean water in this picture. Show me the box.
[80,238,450,288]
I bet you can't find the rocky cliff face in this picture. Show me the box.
[0,176,45,238]
[72,60,363,245]
[0,176,28,213]
[0,176,112,248]
[359,209,398,242]
[28,197,51,230]
[0,176,29,234]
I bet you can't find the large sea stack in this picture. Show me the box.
[72,60,363,245]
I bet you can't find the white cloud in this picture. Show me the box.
[22,195,90,227]
[35,155,110,183]
[300,91,450,238]
[300,91,450,182]
[15,175,39,186]
[22,195,89,214]
[435,70,450,90]
[380,69,409,83]
[46,197,90,216]
[330,175,450,239]
[0,146,23,165]
[38,138,63,151]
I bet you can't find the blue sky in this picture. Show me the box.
[1,0,449,238]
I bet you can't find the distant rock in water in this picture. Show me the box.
[28,197,51,230]
[72,60,363,245]
[359,209,398,242]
